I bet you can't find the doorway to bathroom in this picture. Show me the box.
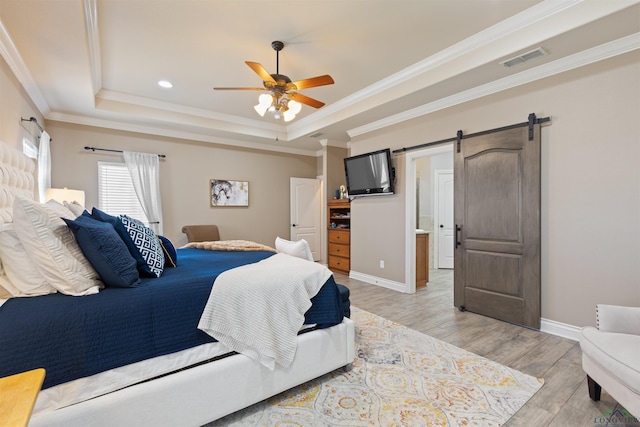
[404,144,454,293]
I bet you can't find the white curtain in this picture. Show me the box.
[123,151,163,235]
[37,131,51,202]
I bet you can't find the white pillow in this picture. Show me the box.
[13,196,102,296]
[275,237,314,262]
[64,200,86,218]
[0,223,57,296]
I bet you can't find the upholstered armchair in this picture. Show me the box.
[579,304,640,417]
[181,225,220,243]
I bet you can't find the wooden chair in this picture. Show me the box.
[181,225,221,243]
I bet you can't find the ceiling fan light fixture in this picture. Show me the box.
[254,93,273,116]
[216,40,334,122]
[283,109,295,122]
[283,99,302,122]
[288,100,302,114]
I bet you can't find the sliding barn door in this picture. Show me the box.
[454,124,541,329]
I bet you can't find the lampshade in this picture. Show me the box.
[254,94,273,117]
[283,100,302,122]
[45,187,85,207]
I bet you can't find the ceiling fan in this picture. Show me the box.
[214,41,334,121]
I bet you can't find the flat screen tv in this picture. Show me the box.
[344,148,395,197]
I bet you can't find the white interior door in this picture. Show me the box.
[290,177,321,261]
[436,170,454,269]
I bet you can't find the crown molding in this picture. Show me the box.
[95,89,285,137]
[288,0,585,141]
[84,0,101,96]
[3,0,637,149]
[0,18,50,115]
[348,33,640,138]
[76,0,589,144]
[47,111,320,157]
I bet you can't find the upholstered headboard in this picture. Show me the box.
[0,140,36,226]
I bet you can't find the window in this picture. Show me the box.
[98,161,149,225]
[22,137,38,159]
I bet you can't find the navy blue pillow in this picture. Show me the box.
[91,208,164,278]
[91,207,118,224]
[158,235,178,268]
[64,213,141,288]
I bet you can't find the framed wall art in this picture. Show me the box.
[210,179,249,207]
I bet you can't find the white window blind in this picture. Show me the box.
[98,161,149,226]
[22,137,38,159]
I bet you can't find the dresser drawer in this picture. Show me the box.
[328,243,349,257]
[328,229,350,245]
[328,255,350,273]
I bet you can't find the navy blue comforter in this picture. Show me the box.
[0,248,344,389]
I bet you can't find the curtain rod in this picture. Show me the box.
[84,146,166,158]
[20,116,52,141]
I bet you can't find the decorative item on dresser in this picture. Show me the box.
[327,199,350,275]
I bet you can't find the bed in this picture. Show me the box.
[0,140,355,426]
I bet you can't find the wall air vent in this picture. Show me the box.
[500,47,548,68]
[308,132,324,138]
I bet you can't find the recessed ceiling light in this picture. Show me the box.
[158,80,173,88]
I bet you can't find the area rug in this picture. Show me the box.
[210,307,544,426]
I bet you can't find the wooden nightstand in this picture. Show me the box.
[0,368,45,427]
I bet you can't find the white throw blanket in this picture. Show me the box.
[198,253,332,370]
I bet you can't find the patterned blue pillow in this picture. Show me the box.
[118,215,165,278]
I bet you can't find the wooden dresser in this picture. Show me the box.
[416,231,429,288]
[327,199,350,274]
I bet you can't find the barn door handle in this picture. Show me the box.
[455,225,462,248]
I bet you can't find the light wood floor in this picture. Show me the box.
[334,270,627,427]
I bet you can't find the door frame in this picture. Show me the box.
[404,143,455,294]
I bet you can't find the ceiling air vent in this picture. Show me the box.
[500,47,548,68]
[308,132,324,138]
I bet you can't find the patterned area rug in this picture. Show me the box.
[210,307,544,426]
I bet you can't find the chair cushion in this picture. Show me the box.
[580,326,640,395]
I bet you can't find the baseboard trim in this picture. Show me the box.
[348,271,408,293]
[540,317,581,341]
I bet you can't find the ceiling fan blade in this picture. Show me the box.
[290,75,334,90]
[213,87,265,91]
[289,92,325,109]
[246,61,276,83]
